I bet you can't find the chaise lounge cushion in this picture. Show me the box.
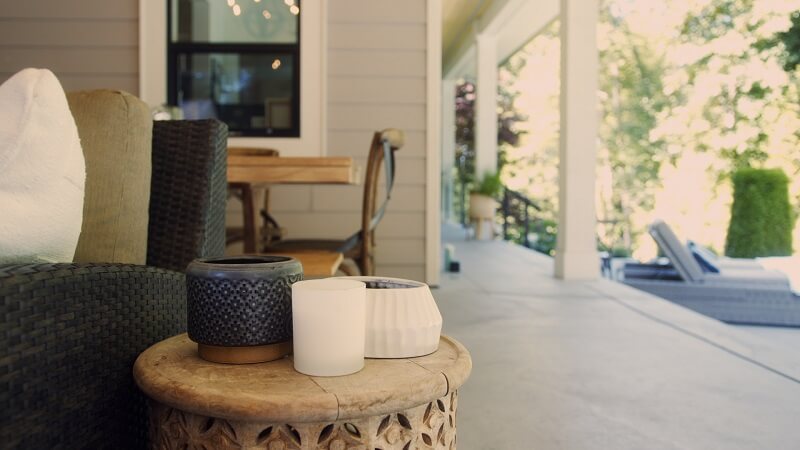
[0,68,85,263]
[67,89,152,264]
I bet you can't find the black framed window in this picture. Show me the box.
[168,0,300,137]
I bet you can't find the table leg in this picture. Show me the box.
[241,184,257,254]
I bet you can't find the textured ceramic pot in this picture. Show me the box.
[186,255,303,364]
[337,276,442,358]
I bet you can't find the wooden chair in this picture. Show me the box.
[263,129,404,276]
[226,147,283,252]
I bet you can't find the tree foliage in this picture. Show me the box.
[467,0,800,256]
[776,10,800,72]
[452,73,527,229]
[597,4,673,253]
[657,0,800,172]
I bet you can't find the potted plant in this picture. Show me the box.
[469,172,502,239]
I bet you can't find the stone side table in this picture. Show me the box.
[133,334,471,450]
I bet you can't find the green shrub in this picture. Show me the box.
[725,168,795,257]
[471,171,503,198]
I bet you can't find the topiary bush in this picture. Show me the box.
[724,168,795,258]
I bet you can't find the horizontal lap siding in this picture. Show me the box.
[0,2,138,93]
[259,0,429,280]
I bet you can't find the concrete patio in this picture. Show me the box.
[434,226,800,449]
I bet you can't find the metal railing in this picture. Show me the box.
[500,187,543,248]
[454,180,555,254]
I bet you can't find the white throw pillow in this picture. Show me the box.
[0,68,85,263]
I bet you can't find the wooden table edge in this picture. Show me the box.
[133,334,471,424]
[227,156,354,167]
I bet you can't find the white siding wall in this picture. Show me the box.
[0,0,430,282]
[0,0,139,93]
[231,0,429,281]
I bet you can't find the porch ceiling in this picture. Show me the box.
[442,0,559,79]
[442,0,495,63]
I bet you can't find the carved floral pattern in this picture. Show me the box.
[149,390,459,450]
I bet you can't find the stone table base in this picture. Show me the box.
[135,334,470,450]
[149,391,459,450]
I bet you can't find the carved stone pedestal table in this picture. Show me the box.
[133,334,471,450]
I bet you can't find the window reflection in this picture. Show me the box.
[169,0,300,136]
[171,0,298,44]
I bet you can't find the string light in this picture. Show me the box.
[232,4,241,15]
[272,59,281,70]
[289,5,299,15]
[227,0,235,6]
[262,9,272,19]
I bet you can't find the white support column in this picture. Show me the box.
[474,34,498,178]
[441,79,457,222]
[555,0,600,280]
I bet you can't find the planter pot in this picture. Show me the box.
[337,276,442,358]
[469,193,498,240]
[186,255,303,364]
[469,193,497,219]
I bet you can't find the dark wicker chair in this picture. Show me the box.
[263,129,404,276]
[0,119,228,449]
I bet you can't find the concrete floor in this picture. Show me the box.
[434,227,800,449]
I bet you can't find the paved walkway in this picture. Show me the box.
[435,226,800,449]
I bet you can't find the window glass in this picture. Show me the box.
[168,0,300,136]
[171,0,299,44]
[176,52,296,134]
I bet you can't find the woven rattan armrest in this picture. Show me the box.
[0,263,186,449]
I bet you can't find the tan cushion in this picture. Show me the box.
[67,90,152,264]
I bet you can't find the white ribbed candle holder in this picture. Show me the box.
[337,276,442,358]
[291,279,366,376]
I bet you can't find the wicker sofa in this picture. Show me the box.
[0,110,228,448]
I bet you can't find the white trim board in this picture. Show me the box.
[138,0,327,156]
[426,0,442,286]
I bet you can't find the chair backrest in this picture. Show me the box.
[362,129,404,244]
[340,130,404,256]
[148,119,228,271]
[687,240,721,274]
[648,220,706,283]
[364,128,404,231]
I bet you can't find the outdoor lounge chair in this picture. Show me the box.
[621,220,800,327]
[687,240,763,272]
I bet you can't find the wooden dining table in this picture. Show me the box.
[227,153,356,274]
[227,154,355,185]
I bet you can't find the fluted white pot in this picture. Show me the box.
[337,276,442,358]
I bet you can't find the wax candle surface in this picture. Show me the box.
[292,278,366,376]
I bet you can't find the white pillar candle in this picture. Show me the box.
[292,279,366,376]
